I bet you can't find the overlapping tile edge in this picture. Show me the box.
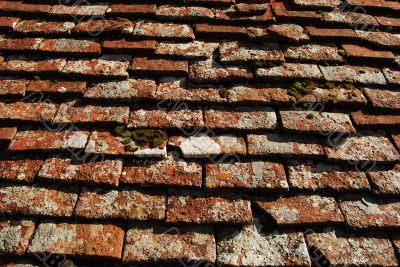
[0,0,400,266]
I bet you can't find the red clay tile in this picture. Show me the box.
[1,1,51,14]
[0,127,17,142]
[382,68,400,85]
[234,3,267,14]
[291,0,341,9]
[49,4,108,17]
[219,41,284,63]
[320,65,386,85]
[256,63,323,80]
[0,37,43,52]
[0,79,27,97]
[103,39,156,53]
[298,86,367,106]
[283,43,343,63]
[356,30,400,49]
[226,84,294,104]
[0,220,35,255]
[351,110,400,127]
[121,153,202,187]
[156,5,214,20]
[0,17,20,30]
[256,195,344,225]
[342,44,395,63]
[84,79,156,101]
[368,164,400,196]
[217,223,311,266]
[204,106,277,130]
[195,23,248,38]
[133,21,195,40]
[247,133,324,157]
[272,1,321,21]
[306,26,357,40]
[393,133,400,150]
[280,110,355,134]
[0,57,66,75]
[27,223,124,259]
[155,41,219,59]
[322,11,379,28]
[0,102,57,122]
[9,130,90,151]
[123,225,216,263]
[364,88,400,110]
[287,160,370,192]
[167,189,252,224]
[375,16,400,30]
[26,80,86,95]
[267,24,309,43]
[0,184,78,217]
[131,57,188,76]
[14,20,75,35]
[306,231,398,266]
[38,158,122,186]
[206,161,288,190]
[75,187,166,220]
[38,38,101,55]
[169,134,246,158]
[0,159,44,183]
[339,196,400,229]
[107,4,156,16]
[214,6,274,23]
[74,19,134,35]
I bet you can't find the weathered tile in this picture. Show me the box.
[324,132,400,162]
[280,110,355,134]
[226,84,294,104]
[50,4,108,17]
[306,231,398,266]
[339,196,400,229]
[195,23,248,38]
[382,68,400,85]
[375,15,400,30]
[0,159,43,183]
[256,63,323,80]
[287,160,370,192]
[283,43,343,62]
[351,110,400,127]
[13,20,75,34]
[2,2,51,14]
[320,65,386,85]
[0,220,35,255]
[167,189,252,224]
[248,133,324,157]
[27,223,124,259]
[123,225,216,263]
[168,134,246,158]
[133,21,194,40]
[103,39,156,53]
[323,11,379,28]
[393,133,400,150]
[234,3,268,14]
[75,187,166,220]
[155,41,218,59]
[38,158,122,186]
[156,5,214,20]
[206,161,288,190]
[0,17,20,30]
[0,57,66,74]
[9,131,89,151]
[217,223,311,267]
[0,78,28,97]
[74,19,134,36]
[85,79,156,101]
[0,37,43,52]
[342,44,395,63]
[131,57,188,76]
[27,80,86,95]
[121,153,202,187]
[107,4,156,16]
[0,127,17,142]
[219,41,284,63]
[291,0,341,8]
[272,1,321,21]
[128,108,203,129]
[255,195,344,225]
[267,24,309,43]
[0,184,78,217]
[364,88,400,110]
[38,38,101,55]
[0,102,57,122]
[368,164,400,195]
[356,30,400,49]
[204,106,277,130]
[306,26,357,40]
[214,6,274,23]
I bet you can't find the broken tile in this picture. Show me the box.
[0,220,35,255]
[267,24,310,43]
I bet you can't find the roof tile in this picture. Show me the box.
[1,1,51,14]
[342,44,395,63]
[0,57,66,75]
[320,65,386,85]
[155,41,218,59]
[382,68,400,85]
[0,102,57,122]
[167,189,252,224]
[364,88,400,110]
[195,23,248,38]
[123,225,216,263]
[38,38,101,55]
[271,1,321,21]
[206,161,288,190]
[38,158,122,186]
[291,0,341,8]
[376,16,400,30]
[0,79,27,97]
[75,187,166,220]
[133,21,195,40]
[247,133,324,157]
[103,39,156,54]
[351,110,400,127]
[0,184,78,217]
[0,220,35,255]
[131,57,188,76]
[256,63,323,81]
[226,84,294,104]
[13,20,75,35]
[49,4,108,17]
[0,37,43,52]
[283,43,343,63]
[156,5,214,20]
[368,164,400,195]
[393,133,400,150]
[322,11,379,28]
[0,127,17,142]
[107,4,156,16]
[356,30,400,49]
[267,23,309,43]
[0,16,20,30]
[26,80,86,95]
[74,19,134,36]
[306,26,357,40]
[0,159,43,183]
[219,41,284,63]
[27,223,124,259]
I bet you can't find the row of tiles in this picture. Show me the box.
[1,154,400,194]
[1,219,399,266]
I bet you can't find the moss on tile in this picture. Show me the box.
[113,126,168,151]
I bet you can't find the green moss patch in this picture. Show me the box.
[113,126,168,152]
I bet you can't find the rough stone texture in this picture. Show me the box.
[280,110,355,134]
[320,65,386,85]
[27,223,124,259]
[9,130,89,151]
[0,102,57,122]
[267,24,309,43]
[283,43,343,62]
[204,106,277,130]
[168,134,246,158]
[322,11,379,27]
[123,225,216,263]
[0,57,66,74]
[85,130,167,158]
[155,41,218,59]
[217,223,311,267]
[306,231,398,266]
[13,20,75,34]
[27,80,86,95]
[75,187,166,220]
[103,39,156,54]
[256,63,323,80]
[247,133,324,157]
[382,68,400,85]
[339,196,400,229]
[128,108,204,128]
[206,161,288,190]
[0,220,35,255]
[287,160,370,192]
[364,88,400,110]
[324,132,400,162]
[219,41,284,63]
[0,127,17,142]
[0,79,28,97]
[0,159,44,183]
[189,57,253,83]
[356,30,400,49]
[53,102,129,125]
[121,153,202,187]
[393,133,400,150]
[258,195,344,226]
[351,110,400,127]
[131,57,188,76]
[0,184,78,216]
[49,4,108,17]
[38,38,101,55]
[342,44,395,62]
[38,158,122,186]
[133,21,195,40]
[167,190,252,224]
[85,79,156,101]
[368,164,400,195]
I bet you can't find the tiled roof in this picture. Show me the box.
[0,0,399,266]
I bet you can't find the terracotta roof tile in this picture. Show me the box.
[0,37,43,52]
[49,4,108,17]
[0,102,57,123]
[26,80,86,95]
[322,11,379,28]
[0,79,27,97]
[306,26,357,40]
[219,41,284,63]
[195,23,248,38]
[131,57,188,76]
[267,24,309,43]
[156,5,214,20]
[355,30,400,49]
[283,43,343,63]
[342,44,395,63]
[382,68,400,85]
[368,164,400,196]
[0,57,66,75]
[37,38,101,55]
[0,17,20,30]
[0,127,17,142]
[256,63,323,81]
[13,20,75,35]
[107,4,156,16]
[103,39,156,54]
[320,65,387,85]
[226,84,294,104]
[27,223,124,259]
[74,19,134,35]
[167,189,252,224]
[291,0,341,9]
[272,1,321,21]
[0,220,35,255]
[364,88,400,110]
[376,16,400,30]
[155,41,218,59]
[133,21,195,40]
[0,159,43,183]
[351,110,400,128]
[1,2,51,15]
